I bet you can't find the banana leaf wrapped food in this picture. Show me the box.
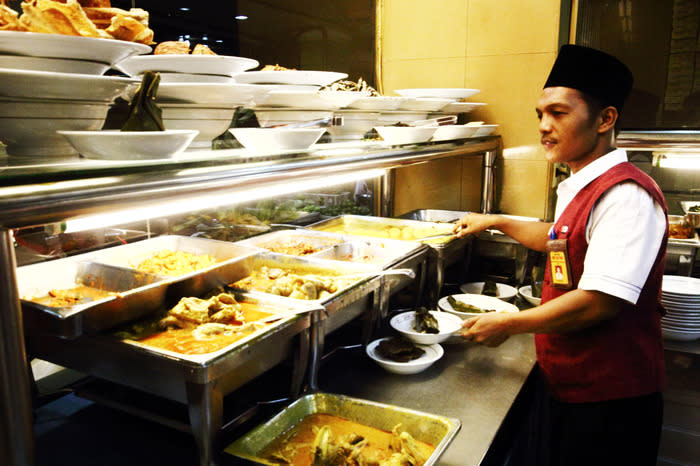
[481,280,499,297]
[121,70,165,132]
[447,295,494,314]
[413,307,439,334]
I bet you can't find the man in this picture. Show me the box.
[454,45,667,466]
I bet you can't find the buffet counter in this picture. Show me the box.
[0,137,502,466]
[317,333,536,466]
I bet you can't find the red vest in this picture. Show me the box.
[536,162,667,403]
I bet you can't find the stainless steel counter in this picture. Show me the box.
[317,333,536,466]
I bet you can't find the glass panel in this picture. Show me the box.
[575,0,700,130]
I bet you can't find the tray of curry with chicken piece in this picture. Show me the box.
[18,235,260,337]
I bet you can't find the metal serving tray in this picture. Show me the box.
[29,292,317,466]
[398,208,468,223]
[18,260,167,338]
[81,235,259,297]
[234,229,346,256]
[224,392,461,465]
[307,215,456,244]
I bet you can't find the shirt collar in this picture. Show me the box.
[555,148,628,221]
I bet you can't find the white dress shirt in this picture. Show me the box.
[554,148,667,304]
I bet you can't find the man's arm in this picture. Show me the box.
[459,289,623,346]
[455,213,553,252]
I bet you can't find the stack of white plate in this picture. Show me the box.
[0,31,149,157]
[660,275,700,341]
[115,54,259,83]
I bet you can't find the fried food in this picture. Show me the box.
[261,63,296,71]
[192,43,216,55]
[19,0,108,38]
[154,39,190,55]
[0,3,27,30]
[105,13,152,44]
[136,250,217,277]
[82,6,148,28]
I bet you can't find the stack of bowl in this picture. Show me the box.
[115,53,268,148]
[0,31,150,157]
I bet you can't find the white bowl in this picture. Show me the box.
[440,102,487,114]
[395,88,481,100]
[229,127,325,153]
[397,97,455,112]
[233,70,348,86]
[156,72,234,83]
[438,293,519,318]
[459,282,518,301]
[159,104,236,148]
[518,285,542,306]
[431,125,480,142]
[374,126,437,145]
[156,82,271,106]
[254,109,333,128]
[57,129,199,160]
[366,337,444,375]
[346,96,407,111]
[376,111,429,126]
[327,111,380,140]
[472,124,499,137]
[390,310,463,345]
[257,90,366,110]
[0,56,110,75]
[0,99,111,156]
[116,55,259,77]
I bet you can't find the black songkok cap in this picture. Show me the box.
[544,44,633,113]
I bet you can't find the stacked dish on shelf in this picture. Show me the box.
[660,275,700,341]
[0,31,149,157]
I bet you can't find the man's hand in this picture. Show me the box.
[454,213,497,238]
[459,312,512,347]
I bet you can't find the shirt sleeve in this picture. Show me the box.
[578,181,666,304]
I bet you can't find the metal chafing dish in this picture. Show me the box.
[667,215,700,276]
[224,251,383,336]
[235,229,429,302]
[224,392,461,466]
[28,292,319,466]
[398,208,467,223]
[18,235,259,338]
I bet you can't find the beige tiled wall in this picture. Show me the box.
[383,0,561,219]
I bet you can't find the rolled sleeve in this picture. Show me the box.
[578,182,666,305]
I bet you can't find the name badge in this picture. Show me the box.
[546,236,573,290]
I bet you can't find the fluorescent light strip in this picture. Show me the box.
[64,169,385,233]
[655,153,700,170]
[0,177,120,197]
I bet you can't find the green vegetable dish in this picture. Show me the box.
[447,296,495,314]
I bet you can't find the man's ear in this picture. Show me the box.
[598,106,618,133]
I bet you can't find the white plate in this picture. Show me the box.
[438,293,519,318]
[366,337,444,375]
[395,88,480,100]
[390,310,463,345]
[156,73,234,83]
[156,82,271,106]
[0,56,110,75]
[439,102,487,114]
[459,282,517,301]
[662,327,700,341]
[115,55,259,78]
[662,275,700,296]
[0,30,150,65]
[518,285,542,306]
[229,127,325,153]
[374,126,437,145]
[346,96,407,111]
[257,90,366,110]
[0,68,138,102]
[398,97,455,112]
[472,124,499,137]
[233,70,348,86]
[58,130,199,160]
[432,125,480,142]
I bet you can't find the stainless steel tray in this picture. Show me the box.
[307,215,456,246]
[234,229,346,255]
[81,235,260,297]
[398,208,468,223]
[224,392,461,465]
[18,260,168,338]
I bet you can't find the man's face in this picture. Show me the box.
[536,87,601,169]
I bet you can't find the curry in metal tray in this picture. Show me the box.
[259,413,435,465]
